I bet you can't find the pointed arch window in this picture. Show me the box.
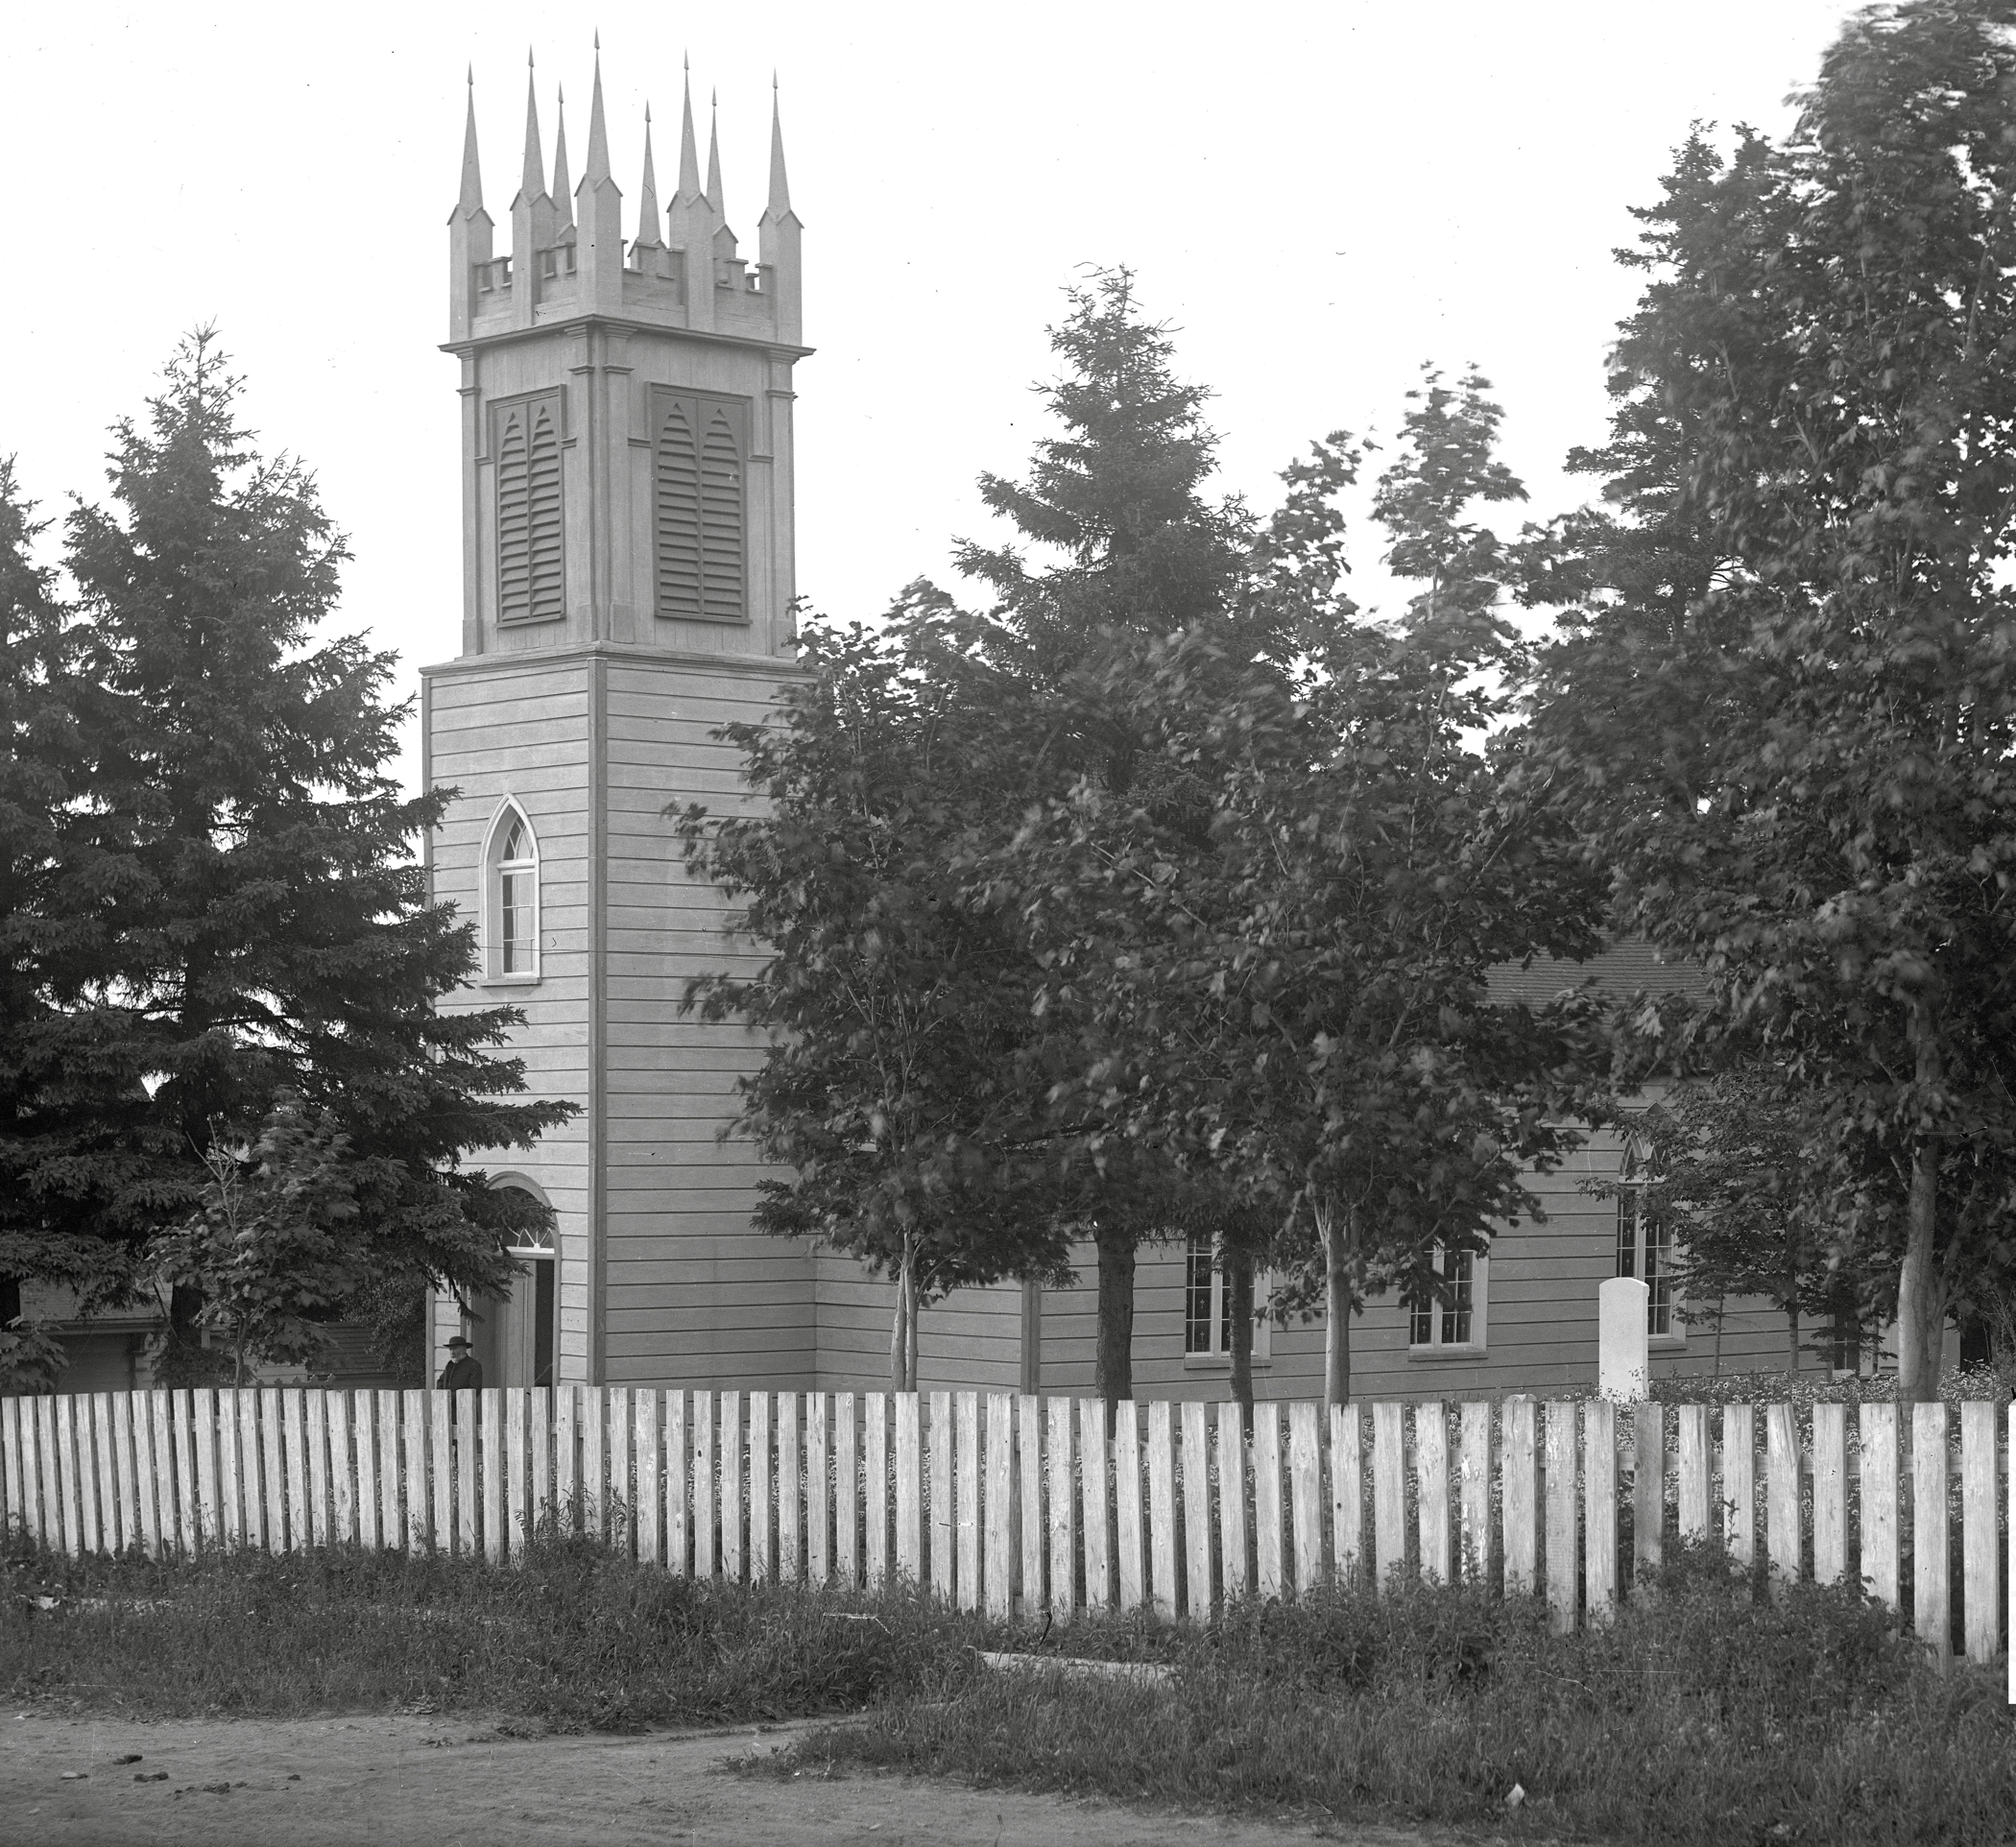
[493,392,565,626]
[485,801,541,982]
[653,388,749,622]
[1616,1138,1675,1338]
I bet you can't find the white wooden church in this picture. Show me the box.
[270,50,1850,1409]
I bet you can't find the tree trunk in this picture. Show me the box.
[1714,1294,1725,1376]
[1317,1204,1353,1408]
[1896,1139,1945,1404]
[1228,1258,1255,1432]
[1785,1298,1800,1377]
[1896,1007,1947,1405]
[889,1243,920,1393]
[1093,1222,1136,1410]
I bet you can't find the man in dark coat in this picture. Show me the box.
[437,1334,483,1392]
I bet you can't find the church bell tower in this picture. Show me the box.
[421,49,812,1391]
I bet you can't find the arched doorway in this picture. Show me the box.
[468,1188,558,1389]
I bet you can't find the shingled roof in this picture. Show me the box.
[1485,936,1708,1006]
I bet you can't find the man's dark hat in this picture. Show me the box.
[446,1335,473,1350]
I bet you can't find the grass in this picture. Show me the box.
[1,1526,1004,1730]
[9,1532,2013,1844]
[768,1547,2016,1846]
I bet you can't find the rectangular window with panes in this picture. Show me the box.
[1182,1234,1270,1366]
[1406,1248,1488,1354]
[1615,1145,1676,1339]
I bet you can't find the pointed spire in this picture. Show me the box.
[458,65,484,215]
[677,54,703,201]
[551,84,573,229]
[765,74,792,220]
[706,87,724,215]
[636,103,661,247]
[585,34,612,183]
[518,48,546,203]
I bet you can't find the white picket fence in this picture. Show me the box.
[2,1387,2009,1669]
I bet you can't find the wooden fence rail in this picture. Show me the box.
[3,1388,2009,1671]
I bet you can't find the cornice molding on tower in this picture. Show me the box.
[418,638,808,683]
[440,316,813,364]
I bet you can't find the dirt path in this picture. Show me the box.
[0,1708,1464,1846]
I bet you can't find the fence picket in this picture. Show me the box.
[694,1390,718,1575]
[284,1392,309,1555]
[193,1388,221,1550]
[748,1391,773,1584]
[1812,1403,1846,1587]
[1371,1402,1404,1593]
[166,1391,194,1557]
[1961,1401,1997,1667]
[94,1395,120,1554]
[262,1389,288,1553]
[665,1390,688,1577]
[1146,1401,1177,1619]
[118,1394,146,1558]
[554,1385,581,1530]
[985,1393,1015,1619]
[1545,1402,1577,1633]
[1722,1405,1755,1569]
[352,1391,377,1550]
[1181,1401,1212,1619]
[862,1393,887,1592]
[84,1395,110,1554]
[430,1391,453,1552]
[933,1391,958,1603]
[1080,1398,1112,1612]
[1632,1403,1663,1582]
[1114,1399,1146,1614]
[1288,1402,1323,1598]
[1020,1395,1044,1618]
[1766,1404,1800,1586]
[245,1389,271,1549]
[0,1399,20,1537]
[806,1393,829,1587]
[1416,1403,1450,1587]
[1502,1398,1536,1597]
[610,1388,635,1559]
[217,1391,245,1550]
[524,1386,549,1548]
[450,1388,474,1554]
[1249,1403,1283,1599]
[504,1389,527,1559]
[1911,1402,1949,1658]
[893,1392,922,1588]
[637,1390,663,1570]
[582,1387,606,1540]
[480,1389,503,1565]
[951,1392,975,1608]
[1219,1403,1251,1600]
[377,1391,403,1550]
[35,1396,59,1549]
[779,1392,802,1584]
[328,1389,355,1547]
[2007,1406,2015,1707]
[1047,1396,1076,1619]
[834,1391,859,1590]
[721,1390,746,1584]
[68,1397,97,1555]
[1585,1400,1617,1624]
[401,1390,429,1553]
[1675,1404,1709,1543]
[1458,1403,1490,1584]
[1329,1404,1360,1590]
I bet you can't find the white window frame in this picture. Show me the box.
[1406,1247,1489,1357]
[1616,1138,1684,1347]
[482,798,541,984]
[1182,1233,1272,1370]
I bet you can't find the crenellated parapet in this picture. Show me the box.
[448,47,803,350]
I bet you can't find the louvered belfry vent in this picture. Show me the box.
[495,394,565,625]
[654,389,749,622]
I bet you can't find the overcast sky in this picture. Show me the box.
[7,1,1860,795]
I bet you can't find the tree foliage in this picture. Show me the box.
[0,334,571,1386]
[1522,0,2016,1399]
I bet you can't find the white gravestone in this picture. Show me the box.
[1599,1276,1651,1401]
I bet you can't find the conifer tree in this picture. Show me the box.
[0,333,571,1383]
